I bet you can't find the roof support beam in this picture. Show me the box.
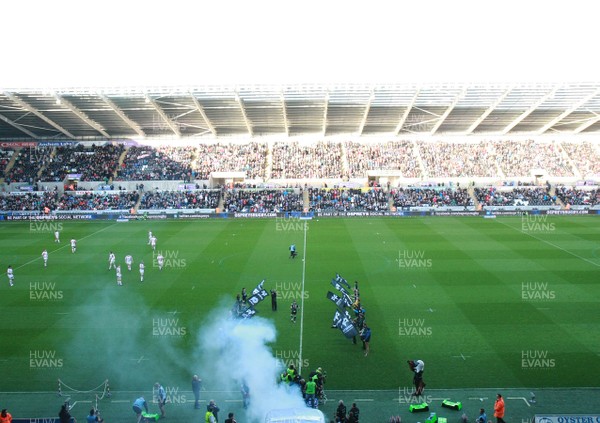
[358,90,375,136]
[537,87,600,134]
[99,94,146,137]
[3,92,75,139]
[234,92,253,137]
[53,93,111,138]
[322,91,330,136]
[430,88,467,135]
[573,113,600,134]
[395,88,420,135]
[280,91,289,137]
[144,94,181,137]
[501,86,560,134]
[464,86,514,134]
[0,112,38,138]
[189,94,217,137]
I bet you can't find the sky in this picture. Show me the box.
[0,0,598,89]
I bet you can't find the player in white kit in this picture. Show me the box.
[70,239,77,253]
[125,254,133,271]
[150,236,157,251]
[156,254,164,270]
[116,265,122,286]
[148,231,153,245]
[139,261,145,282]
[54,230,60,243]
[108,252,116,270]
[42,249,48,267]
[7,265,14,287]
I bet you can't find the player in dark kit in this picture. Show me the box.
[270,289,278,311]
[290,300,299,323]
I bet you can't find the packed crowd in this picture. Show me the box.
[223,189,303,212]
[345,141,421,178]
[194,143,268,180]
[5,146,52,183]
[0,191,59,211]
[78,144,124,182]
[555,187,599,206]
[419,141,497,178]
[56,191,140,211]
[493,140,574,177]
[390,187,473,208]
[139,190,221,209]
[0,149,14,174]
[115,146,193,181]
[271,142,342,179]
[2,140,598,183]
[308,188,389,212]
[561,142,600,178]
[475,187,556,206]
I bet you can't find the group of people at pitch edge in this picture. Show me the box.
[279,364,327,409]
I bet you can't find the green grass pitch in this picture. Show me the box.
[0,216,599,419]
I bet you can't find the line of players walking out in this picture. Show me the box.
[107,230,164,285]
[279,364,327,409]
[5,230,166,288]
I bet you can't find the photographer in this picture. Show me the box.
[408,359,425,396]
[86,408,103,423]
[59,403,76,423]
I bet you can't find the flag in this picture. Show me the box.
[326,291,352,308]
[335,273,351,290]
[332,307,358,338]
[240,308,257,319]
[252,280,265,296]
[247,288,269,306]
[330,279,353,306]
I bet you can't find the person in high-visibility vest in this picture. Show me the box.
[305,379,317,408]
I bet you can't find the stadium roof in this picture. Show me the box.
[1,83,600,141]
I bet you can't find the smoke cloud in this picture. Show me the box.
[196,303,308,422]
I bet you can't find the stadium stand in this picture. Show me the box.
[223,189,303,213]
[139,190,221,209]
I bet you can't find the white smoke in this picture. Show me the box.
[197,305,308,422]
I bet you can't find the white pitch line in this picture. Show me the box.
[225,399,243,403]
[69,400,92,410]
[507,396,531,407]
[468,397,488,401]
[298,221,308,375]
[15,222,119,270]
[110,400,130,403]
[354,399,374,402]
[499,220,600,268]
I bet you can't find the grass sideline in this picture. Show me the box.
[0,216,598,419]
